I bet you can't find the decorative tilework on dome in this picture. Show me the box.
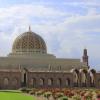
[12,31,47,54]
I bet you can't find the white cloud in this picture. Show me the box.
[0,4,66,19]
[0,4,66,55]
[63,1,100,7]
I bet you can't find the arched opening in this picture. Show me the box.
[66,78,70,87]
[12,78,18,89]
[21,68,27,87]
[48,78,53,86]
[24,73,26,85]
[39,78,44,86]
[57,78,61,87]
[71,69,79,87]
[80,69,88,87]
[3,77,9,89]
[98,79,100,88]
[31,78,36,88]
[89,69,96,87]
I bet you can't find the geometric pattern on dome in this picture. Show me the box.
[12,31,47,54]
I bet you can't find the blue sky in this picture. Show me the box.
[0,0,100,70]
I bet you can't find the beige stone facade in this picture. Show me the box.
[0,28,100,89]
[0,69,99,89]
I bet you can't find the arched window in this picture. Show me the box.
[89,69,96,87]
[40,78,44,86]
[66,78,70,87]
[57,78,61,86]
[98,79,100,87]
[12,78,18,86]
[90,72,94,84]
[30,78,36,87]
[12,78,18,89]
[4,78,9,86]
[48,78,53,86]
[80,69,88,87]
[21,68,27,87]
[71,69,79,87]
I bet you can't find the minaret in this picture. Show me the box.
[82,48,89,67]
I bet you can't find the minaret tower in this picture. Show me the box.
[82,48,89,67]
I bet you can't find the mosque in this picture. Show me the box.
[0,27,100,89]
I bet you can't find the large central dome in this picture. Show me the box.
[12,27,47,54]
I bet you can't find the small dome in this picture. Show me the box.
[12,28,47,54]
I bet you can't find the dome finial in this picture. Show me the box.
[29,25,31,32]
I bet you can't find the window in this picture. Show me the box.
[12,78,18,86]
[66,78,70,86]
[4,78,9,86]
[31,78,36,87]
[40,78,44,86]
[57,78,61,86]
[48,78,53,86]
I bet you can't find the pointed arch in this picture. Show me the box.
[12,78,18,89]
[89,69,96,87]
[3,77,9,89]
[48,78,53,86]
[21,68,28,87]
[30,78,36,88]
[71,69,79,87]
[80,69,88,87]
[39,78,44,86]
[66,78,70,87]
[4,77,9,86]
[57,78,62,87]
